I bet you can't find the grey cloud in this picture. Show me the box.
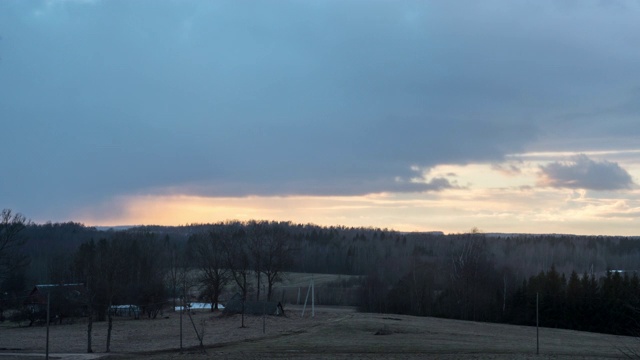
[390,175,460,194]
[417,177,459,192]
[538,155,635,190]
[1,0,640,220]
[181,173,459,197]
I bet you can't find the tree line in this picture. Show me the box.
[359,234,640,337]
[3,208,640,340]
[508,267,640,335]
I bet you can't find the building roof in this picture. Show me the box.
[25,283,86,305]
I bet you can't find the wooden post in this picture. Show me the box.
[311,278,315,318]
[106,301,112,353]
[536,292,539,355]
[180,275,185,352]
[241,300,245,328]
[87,308,93,354]
[46,292,50,360]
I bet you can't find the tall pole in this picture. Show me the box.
[302,281,311,317]
[536,292,539,355]
[46,292,50,360]
[180,275,185,351]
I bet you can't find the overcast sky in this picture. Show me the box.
[2,0,639,235]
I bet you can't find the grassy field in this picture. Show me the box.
[270,272,362,305]
[208,271,362,306]
[2,305,640,359]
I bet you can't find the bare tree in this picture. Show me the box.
[261,224,293,301]
[189,229,230,311]
[450,231,490,321]
[74,240,97,353]
[124,234,167,319]
[245,221,293,302]
[247,221,265,301]
[222,224,251,327]
[97,238,126,353]
[163,237,182,311]
[0,209,29,284]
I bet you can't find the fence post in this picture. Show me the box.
[536,292,539,355]
[46,292,50,360]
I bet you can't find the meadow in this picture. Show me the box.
[2,305,639,360]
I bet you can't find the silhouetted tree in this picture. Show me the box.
[0,209,29,286]
[260,223,294,301]
[446,233,499,321]
[163,236,184,311]
[74,240,97,353]
[188,228,229,310]
[222,223,251,327]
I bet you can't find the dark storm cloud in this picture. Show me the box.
[1,0,639,220]
[538,155,635,191]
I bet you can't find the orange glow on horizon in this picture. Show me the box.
[73,154,640,236]
[74,186,640,236]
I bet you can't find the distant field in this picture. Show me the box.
[278,272,361,287]
[214,271,362,306]
[271,272,362,306]
[2,305,639,360]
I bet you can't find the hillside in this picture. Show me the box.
[2,306,638,359]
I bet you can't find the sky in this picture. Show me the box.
[1,0,640,236]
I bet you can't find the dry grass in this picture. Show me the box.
[2,305,639,360]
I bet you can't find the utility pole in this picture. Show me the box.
[46,292,50,360]
[180,275,185,352]
[536,292,539,355]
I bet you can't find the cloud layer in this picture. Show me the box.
[538,155,635,191]
[1,0,640,227]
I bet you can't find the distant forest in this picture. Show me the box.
[2,209,640,337]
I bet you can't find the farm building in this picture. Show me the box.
[23,284,89,324]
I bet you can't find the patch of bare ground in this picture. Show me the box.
[2,305,639,360]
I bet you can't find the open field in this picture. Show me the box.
[186,271,361,306]
[271,272,361,305]
[2,305,639,360]
[212,270,362,305]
